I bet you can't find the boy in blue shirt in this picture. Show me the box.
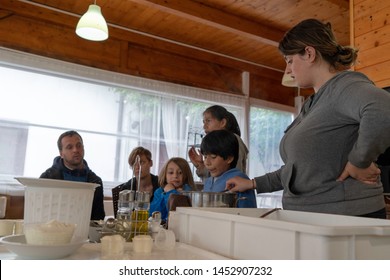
[200,130,257,208]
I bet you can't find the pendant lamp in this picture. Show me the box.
[281,72,303,112]
[76,2,108,41]
[281,72,297,87]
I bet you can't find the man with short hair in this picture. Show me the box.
[40,130,105,220]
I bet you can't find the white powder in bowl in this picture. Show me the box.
[24,220,76,245]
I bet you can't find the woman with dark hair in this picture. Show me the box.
[224,111,241,136]
[188,105,248,181]
[227,19,390,218]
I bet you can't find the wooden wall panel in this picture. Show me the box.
[356,37,390,68]
[353,0,390,37]
[127,44,244,94]
[353,0,390,88]
[354,25,390,51]
[250,73,295,107]
[0,15,122,70]
[0,13,243,95]
[357,61,390,88]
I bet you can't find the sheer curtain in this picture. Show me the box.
[137,95,161,173]
[161,99,180,158]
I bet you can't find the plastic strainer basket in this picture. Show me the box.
[15,177,98,242]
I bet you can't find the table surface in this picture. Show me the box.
[0,241,230,260]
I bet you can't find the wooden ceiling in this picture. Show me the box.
[0,0,350,103]
[5,0,350,72]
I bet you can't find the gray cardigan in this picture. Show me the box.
[255,71,390,215]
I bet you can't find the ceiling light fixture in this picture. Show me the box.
[281,72,303,113]
[281,72,297,87]
[76,1,108,41]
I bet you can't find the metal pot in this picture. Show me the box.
[181,191,239,208]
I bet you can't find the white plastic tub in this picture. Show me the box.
[170,207,390,260]
[16,177,98,242]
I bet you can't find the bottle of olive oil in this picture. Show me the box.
[131,191,150,239]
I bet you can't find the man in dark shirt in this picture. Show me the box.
[40,130,105,220]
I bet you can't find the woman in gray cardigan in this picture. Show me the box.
[227,19,390,218]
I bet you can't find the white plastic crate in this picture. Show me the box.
[170,207,390,259]
[16,177,98,242]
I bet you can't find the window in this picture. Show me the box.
[248,106,294,177]
[0,48,294,202]
[0,124,28,176]
[248,102,295,208]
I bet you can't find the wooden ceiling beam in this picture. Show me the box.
[130,0,284,47]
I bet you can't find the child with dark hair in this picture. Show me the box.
[200,130,256,208]
[188,105,249,181]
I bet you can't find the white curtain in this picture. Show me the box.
[138,97,161,173]
[161,98,179,158]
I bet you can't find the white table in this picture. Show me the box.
[0,241,230,260]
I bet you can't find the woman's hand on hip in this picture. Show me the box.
[337,161,381,185]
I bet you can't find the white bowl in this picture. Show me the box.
[0,234,86,259]
[24,220,76,245]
